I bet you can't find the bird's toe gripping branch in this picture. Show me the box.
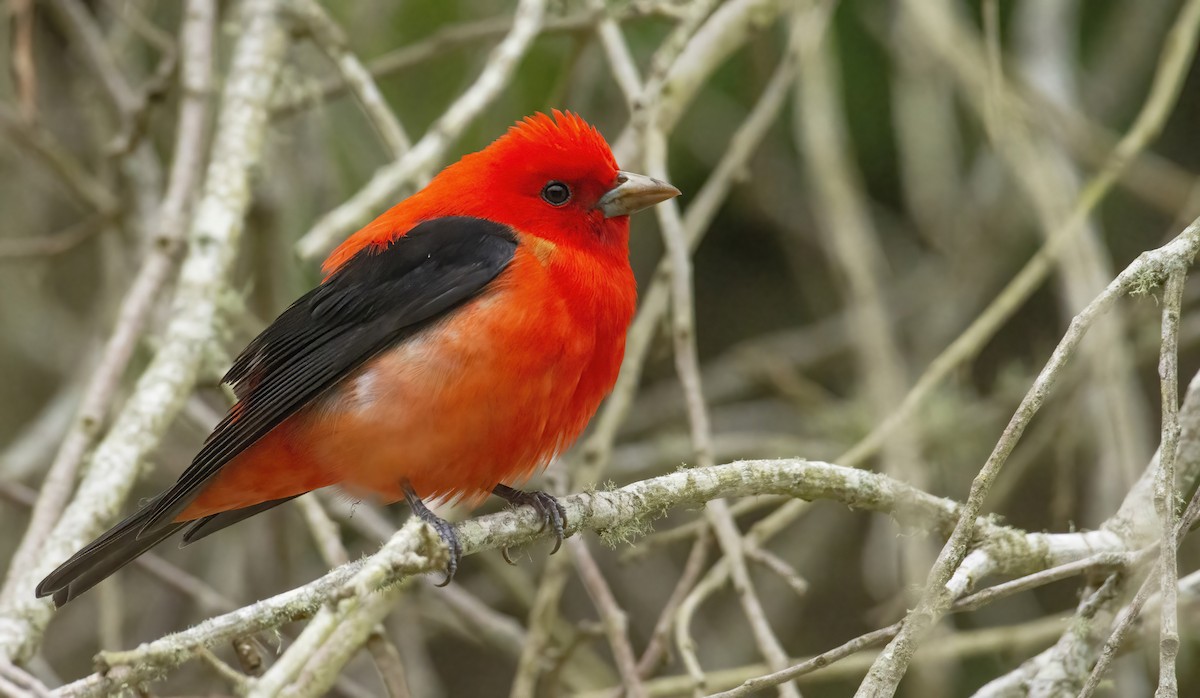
[403,485,461,587]
[492,484,568,564]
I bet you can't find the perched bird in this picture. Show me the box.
[37,110,679,606]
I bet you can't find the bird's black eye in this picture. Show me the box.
[541,181,571,206]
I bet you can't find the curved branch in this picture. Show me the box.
[52,458,1005,697]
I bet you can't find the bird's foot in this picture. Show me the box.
[404,485,460,587]
[492,484,568,563]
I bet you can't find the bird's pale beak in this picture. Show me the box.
[596,171,681,218]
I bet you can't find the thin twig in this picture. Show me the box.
[0,0,217,611]
[40,0,140,120]
[295,495,413,698]
[792,13,931,677]
[288,0,411,157]
[1154,267,1186,697]
[610,0,792,163]
[651,553,1136,698]
[743,544,809,598]
[570,538,646,698]
[825,0,1200,486]
[998,368,1200,695]
[1013,0,1153,515]
[675,558,730,692]
[197,646,251,693]
[9,0,36,121]
[564,10,807,695]
[0,657,51,698]
[366,632,413,698]
[0,0,288,664]
[0,217,107,260]
[643,3,801,683]
[101,0,176,54]
[430,583,528,658]
[707,624,900,698]
[296,0,548,260]
[0,107,120,216]
[510,549,574,698]
[271,6,668,119]
[854,212,1200,696]
[1077,572,1159,698]
[1075,272,1192,698]
[1073,488,1200,698]
[585,616,1071,698]
[572,0,802,492]
[633,527,711,679]
[39,0,165,224]
[626,497,782,559]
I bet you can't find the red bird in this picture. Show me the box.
[37,111,679,606]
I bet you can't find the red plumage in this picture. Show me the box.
[184,110,639,514]
[37,110,679,605]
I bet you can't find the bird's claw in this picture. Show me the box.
[492,484,567,554]
[534,492,568,554]
[425,515,461,587]
[404,485,461,586]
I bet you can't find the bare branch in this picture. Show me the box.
[295,0,547,260]
[569,538,645,698]
[0,0,288,663]
[855,211,1200,696]
[54,458,997,697]
[1,0,217,612]
[0,108,120,216]
[1154,267,1186,697]
[288,0,411,157]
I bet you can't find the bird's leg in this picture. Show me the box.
[491,484,568,563]
[403,483,460,587]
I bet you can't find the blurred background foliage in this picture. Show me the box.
[3,0,1200,696]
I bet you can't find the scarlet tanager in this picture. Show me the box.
[37,111,679,606]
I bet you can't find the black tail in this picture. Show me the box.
[180,495,297,545]
[36,495,300,607]
[36,499,187,607]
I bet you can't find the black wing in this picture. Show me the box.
[36,216,516,605]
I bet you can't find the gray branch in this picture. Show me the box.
[0,0,289,664]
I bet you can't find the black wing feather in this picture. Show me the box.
[180,495,301,545]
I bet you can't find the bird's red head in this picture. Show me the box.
[324,110,679,274]
[448,111,624,247]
